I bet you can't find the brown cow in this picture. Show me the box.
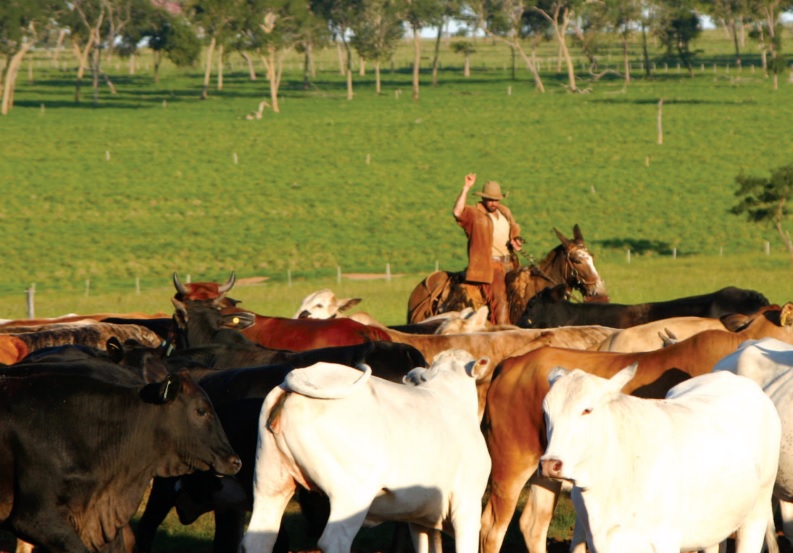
[173,272,392,351]
[0,336,29,365]
[595,315,729,352]
[381,325,617,419]
[479,303,793,553]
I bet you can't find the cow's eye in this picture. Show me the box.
[582,408,592,415]
[196,406,208,417]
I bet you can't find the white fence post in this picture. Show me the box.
[26,284,35,319]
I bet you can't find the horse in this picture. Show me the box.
[407,225,609,325]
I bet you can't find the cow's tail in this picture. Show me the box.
[265,386,289,435]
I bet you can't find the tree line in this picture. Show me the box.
[1,0,790,115]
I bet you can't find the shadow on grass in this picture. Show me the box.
[595,238,680,256]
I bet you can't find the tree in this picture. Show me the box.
[530,0,585,92]
[654,0,701,76]
[404,0,442,100]
[731,163,793,264]
[0,0,50,115]
[747,0,790,89]
[468,0,549,92]
[313,0,363,100]
[189,0,244,98]
[350,0,404,94]
[451,39,475,77]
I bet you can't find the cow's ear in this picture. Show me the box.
[609,363,638,392]
[141,374,182,404]
[468,357,490,379]
[171,297,188,328]
[547,367,569,387]
[721,312,750,332]
[470,306,490,328]
[106,337,124,363]
[551,284,568,302]
[337,298,362,313]
[220,312,255,330]
[140,355,171,384]
[781,303,793,326]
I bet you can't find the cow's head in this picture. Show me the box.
[141,371,242,477]
[170,297,256,350]
[294,289,362,319]
[173,272,239,303]
[540,363,637,488]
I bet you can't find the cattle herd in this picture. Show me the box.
[2,269,793,553]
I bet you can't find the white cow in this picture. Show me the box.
[239,349,492,553]
[540,365,780,553]
[714,337,793,545]
[293,289,384,326]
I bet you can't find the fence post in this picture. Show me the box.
[26,284,35,319]
[85,279,90,297]
[337,266,342,285]
[287,269,292,287]
[135,276,141,295]
[765,241,771,255]
[386,263,391,282]
[626,249,631,264]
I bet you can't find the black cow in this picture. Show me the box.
[136,343,428,553]
[0,366,240,553]
[518,284,770,329]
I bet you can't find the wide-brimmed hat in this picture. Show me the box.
[474,181,508,200]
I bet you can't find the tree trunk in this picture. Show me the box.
[431,24,442,86]
[730,18,742,67]
[343,39,353,100]
[775,221,793,264]
[375,59,382,95]
[53,29,67,66]
[73,39,94,103]
[1,43,32,115]
[241,51,257,80]
[554,10,577,92]
[641,22,651,77]
[217,44,224,91]
[267,45,282,113]
[464,53,470,77]
[129,52,136,75]
[622,34,630,84]
[92,42,100,107]
[359,57,366,76]
[337,42,345,75]
[201,37,216,99]
[153,51,160,83]
[412,26,421,101]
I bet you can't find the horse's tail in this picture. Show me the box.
[406,271,453,324]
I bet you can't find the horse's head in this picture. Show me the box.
[554,225,609,302]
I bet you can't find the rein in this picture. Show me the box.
[514,237,595,299]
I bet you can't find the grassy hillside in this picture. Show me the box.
[2,30,793,312]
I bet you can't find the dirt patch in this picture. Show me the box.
[235,276,270,285]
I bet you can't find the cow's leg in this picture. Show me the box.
[779,499,793,546]
[451,501,484,553]
[518,475,563,553]
[241,458,296,553]
[733,505,775,553]
[408,524,431,553]
[480,462,536,553]
[135,476,179,552]
[316,495,371,553]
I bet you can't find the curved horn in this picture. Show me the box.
[218,271,236,294]
[173,272,188,296]
[554,228,571,247]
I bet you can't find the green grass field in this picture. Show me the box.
[2,28,793,552]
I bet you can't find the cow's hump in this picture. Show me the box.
[284,362,372,398]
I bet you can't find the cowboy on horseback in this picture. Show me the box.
[453,173,523,325]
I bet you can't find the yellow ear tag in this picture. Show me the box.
[782,310,792,326]
[233,317,240,325]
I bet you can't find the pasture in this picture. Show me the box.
[2,28,793,553]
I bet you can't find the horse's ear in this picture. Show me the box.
[554,227,571,247]
[573,224,583,243]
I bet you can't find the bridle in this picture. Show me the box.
[514,237,598,299]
